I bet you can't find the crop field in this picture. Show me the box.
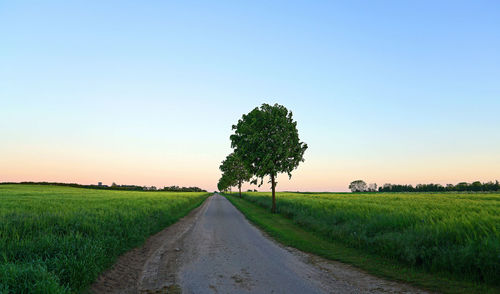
[236,192,500,286]
[0,184,209,293]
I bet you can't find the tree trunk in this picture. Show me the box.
[238,180,242,198]
[271,174,276,213]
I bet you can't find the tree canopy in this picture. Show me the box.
[217,174,233,193]
[378,180,500,192]
[349,180,368,192]
[219,152,252,197]
[230,103,307,212]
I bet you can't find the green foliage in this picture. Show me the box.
[0,185,209,293]
[378,180,500,192]
[0,263,67,294]
[161,185,207,192]
[229,103,307,212]
[219,152,252,196]
[217,173,233,192]
[230,103,307,181]
[237,191,500,286]
[349,180,368,192]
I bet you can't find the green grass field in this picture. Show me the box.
[0,185,209,293]
[229,192,500,289]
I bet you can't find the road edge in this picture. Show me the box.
[223,193,498,294]
[90,194,213,294]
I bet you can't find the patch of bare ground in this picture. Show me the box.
[90,197,210,294]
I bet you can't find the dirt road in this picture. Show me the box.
[92,194,428,294]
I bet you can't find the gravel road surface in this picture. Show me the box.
[92,194,428,294]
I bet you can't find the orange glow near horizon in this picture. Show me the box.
[2,144,498,192]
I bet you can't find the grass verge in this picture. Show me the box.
[224,193,499,294]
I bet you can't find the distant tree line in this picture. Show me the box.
[378,181,500,192]
[161,185,206,192]
[348,180,500,192]
[0,181,206,192]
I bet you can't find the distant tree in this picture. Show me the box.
[230,103,308,213]
[217,180,225,193]
[161,185,206,192]
[0,181,206,192]
[471,181,482,191]
[219,152,252,198]
[217,173,234,193]
[456,182,469,191]
[368,183,377,192]
[349,180,368,192]
[416,183,444,192]
[376,180,500,193]
[379,183,392,192]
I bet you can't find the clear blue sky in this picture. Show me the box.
[1,1,499,191]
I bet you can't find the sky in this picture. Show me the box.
[1,1,499,192]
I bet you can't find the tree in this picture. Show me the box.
[219,152,252,198]
[217,173,233,193]
[456,182,469,191]
[471,181,482,191]
[349,180,367,192]
[230,103,308,213]
[368,183,377,192]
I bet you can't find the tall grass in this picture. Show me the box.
[238,192,500,285]
[0,185,209,293]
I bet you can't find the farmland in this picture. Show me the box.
[0,184,209,293]
[229,192,500,288]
